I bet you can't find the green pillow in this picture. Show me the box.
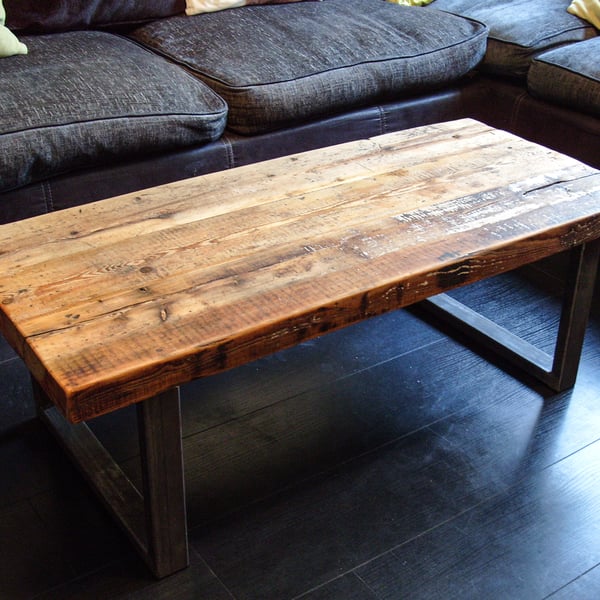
[0,0,27,57]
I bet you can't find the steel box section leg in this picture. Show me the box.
[34,382,188,578]
[419,240,600,392]
[138,389,189,577]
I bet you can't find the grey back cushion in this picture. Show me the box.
[429,0,597,78]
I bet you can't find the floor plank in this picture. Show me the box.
[32,549,234,600]
[297,573,379,600]
[548,564,600,600]
[0,500,75,599]
[356,440,600,599]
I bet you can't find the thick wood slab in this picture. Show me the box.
[0,119,599,422]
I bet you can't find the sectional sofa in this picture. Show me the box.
[0,0,598,225]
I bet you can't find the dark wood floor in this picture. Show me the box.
[1,255,599,599]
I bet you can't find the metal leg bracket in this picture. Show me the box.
[33,382,189,578]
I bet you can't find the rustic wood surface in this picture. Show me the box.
[0,119,599,422]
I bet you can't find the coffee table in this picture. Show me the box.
[0,119,598,577]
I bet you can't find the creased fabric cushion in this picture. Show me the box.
[428,0,597,78]
[0,31,227,192]
[130,0,487,135]
[4,0,185,33]
[528,37,600,117]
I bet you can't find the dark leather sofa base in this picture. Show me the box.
[2,76,598,227]
[468,76,600,170]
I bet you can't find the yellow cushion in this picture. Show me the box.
[186,0,310,16]
[0,0,27,57]
[386,0,434,6]
[568,0,600,28]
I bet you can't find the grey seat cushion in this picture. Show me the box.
[528,37,600,118]
[130,0,487,135]
[428,0,597,78]
[0,31,227,192]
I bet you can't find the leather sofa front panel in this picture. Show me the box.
[468,77,600,169]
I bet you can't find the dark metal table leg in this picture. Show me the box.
[34,381,189,578]
[550,240,600,390]
[418,239,600,392]
[138,389,189,578]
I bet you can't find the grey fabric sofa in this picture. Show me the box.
[1,0,598,225]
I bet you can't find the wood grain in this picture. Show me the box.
[0,119,598,422]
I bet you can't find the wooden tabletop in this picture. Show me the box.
[0,119,599,422]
